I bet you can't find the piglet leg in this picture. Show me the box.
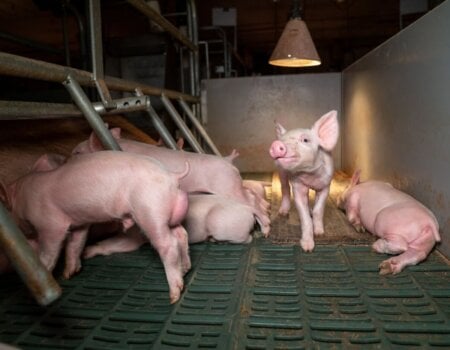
[278,169,291,216]
[378,228,436,275]
[64,227,89,279]
[312,187,329,235]
[172,225,191,275]
[83,229,146,259]
[292,182,314,252]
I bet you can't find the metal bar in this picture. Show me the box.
[66,2,88,71]
[146,104,178,150]
[134,88,178,150]
[0,202,62,306]
[0,97,149,119]
[199,41,210,79]
[186,0,199,96]
[161,94,204,153]
[61,2,72,67]
[178,98,221,156]
[126,0,197,52]
[0,52,199,103]
[89,0,114,108]
[63,74,121,151]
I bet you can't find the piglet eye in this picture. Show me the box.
[301,137,309,143]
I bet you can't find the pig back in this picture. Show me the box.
[16,151,179,225]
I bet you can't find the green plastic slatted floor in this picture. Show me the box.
[1,240,450,349]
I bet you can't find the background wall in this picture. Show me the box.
[202,73,342,173]
[342,1,450,256]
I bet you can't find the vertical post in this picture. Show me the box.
[0,203,61,306]
[161,94,204,153]
[89,0,115,108]
[63,74,122,151]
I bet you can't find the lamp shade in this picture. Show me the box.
[269,17,321,67]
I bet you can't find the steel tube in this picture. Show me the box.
[178,98,221,156]
[0,203,62,306]
[63,74,122,151]
[146,104,178,150]
[0,52,199,103]
[126,0,197,52]
[0,98,149,119]
[161,94,204,153]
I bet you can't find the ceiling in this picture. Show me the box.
[0,0,441,79]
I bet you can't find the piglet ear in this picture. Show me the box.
[312,110,339,151]
[350,169,361,187]
[88,131,106,151]
[109,127,122,139]
[275,121,286,139]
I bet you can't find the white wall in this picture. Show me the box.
[342,1,450,256]
[202,73,342,173]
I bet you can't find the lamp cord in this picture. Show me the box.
[291,0,302,19]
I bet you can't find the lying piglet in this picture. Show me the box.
[269,111,339,252]
[0,150,191,303]
[72,128,271,235]
[83,193,258,259]
[337,170,441,275]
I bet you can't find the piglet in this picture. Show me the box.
[83,193,259,259]
[0,150,191,303]
[337,170,441,274]
[72,128,271,235]
[269,111,339,252]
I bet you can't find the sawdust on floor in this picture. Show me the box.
[245,171,376,246]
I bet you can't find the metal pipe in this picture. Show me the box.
[134,87,178,150]
[63,74,122,151]
[186,0,199,96]
[0,52,199,103]
[61,2,72,67]
[0,203,62,306]
[0,97,149,119]
[199,41,210,79]
[178,98,221,156]
[161,94,204,153]
[126,0,197,52]
[89,0,114,108]
[146,104,178,150]
[66,2,88,71]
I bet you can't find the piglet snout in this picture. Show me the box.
[269,140,287,159]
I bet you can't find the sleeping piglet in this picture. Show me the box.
[0,150,191,303]
[83,193,258,259]
[269,111,339,252]
[337,170,441,274]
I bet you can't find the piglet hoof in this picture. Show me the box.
[261,224,271,238]
[300,239,315,252]
[379,258,402,275]
[83,245,102,259]
[314,225,325,236]
[353,224,365,233]
[169,281,184,304]
[278,210,289,218]
[182,259,191,275]
[62,264,82,280]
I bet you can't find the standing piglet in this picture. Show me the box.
[269,111,339,252]
[0,151,190,303]
[72,129,271,235]
[338,170,441,274]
